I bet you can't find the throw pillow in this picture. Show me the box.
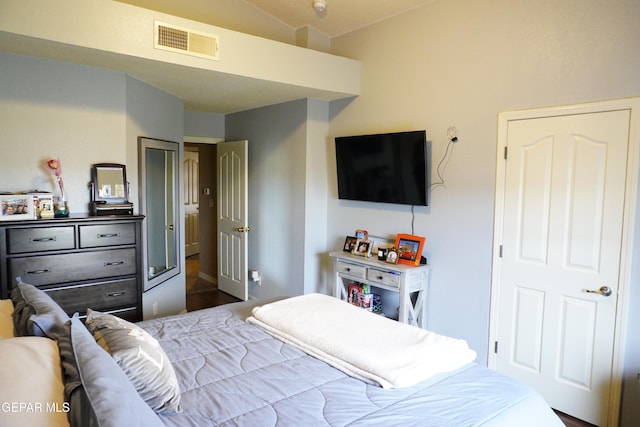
[84,309,182,414]
[57,315,164,427]
[10,282,68,339]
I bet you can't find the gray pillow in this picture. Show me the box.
[84,309,182,414]
[10,281,68,339]
[57,315,163,427]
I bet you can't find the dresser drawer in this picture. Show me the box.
[101,307,139,322]
[9,248,136,286]
[46,278,138,315]
[336,261,367,279]
[7,226,75,254]
[366,268,400,288]
[79,223,136,248]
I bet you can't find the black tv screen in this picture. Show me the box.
[335,130,428,206]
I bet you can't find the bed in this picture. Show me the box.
[1,283,564,427]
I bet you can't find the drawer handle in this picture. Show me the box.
[31,237,56,243]
[106,291,126,298]
[377,275,384,280]
[345,267,351,272]
[105,261,125,267]
[25,269,51,275]
[97,233,119,238]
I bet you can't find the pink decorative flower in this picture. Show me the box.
[47,158,65,193]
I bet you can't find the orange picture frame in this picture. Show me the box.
[394,233,426,266]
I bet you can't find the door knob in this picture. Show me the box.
[586,286,612,297]
[235,226,251,233]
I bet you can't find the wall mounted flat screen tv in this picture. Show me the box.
[335,130,428,206]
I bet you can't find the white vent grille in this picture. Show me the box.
[154,21,218,60]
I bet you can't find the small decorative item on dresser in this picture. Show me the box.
[24,191,54,219]
[353,239,372,257]
[394,234,426,266]
[377,247,388,261]
[46,158,69,217]
[38,195,54,219]
[54,194,69,218]
[343,236,358,253]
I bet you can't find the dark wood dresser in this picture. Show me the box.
[0,215,143,321]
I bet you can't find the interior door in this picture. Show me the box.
[184,149,199,257]
[491,110,630,425]
[217,140,249,300]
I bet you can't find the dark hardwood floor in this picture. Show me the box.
[554,410,597,427]
[185,254,240,312]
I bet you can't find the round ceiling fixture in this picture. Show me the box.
[312,0,327,13]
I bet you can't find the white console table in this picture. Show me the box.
[329,251,430,328]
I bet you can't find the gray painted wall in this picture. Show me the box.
[225,99,330,300]
[329,1,640,424]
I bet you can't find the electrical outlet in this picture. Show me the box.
[447,126,458,142]
[152,302,158,316]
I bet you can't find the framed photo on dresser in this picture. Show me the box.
[0,195,34,221]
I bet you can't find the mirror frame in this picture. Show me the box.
[91,163,129,204]
[138,137,181,292]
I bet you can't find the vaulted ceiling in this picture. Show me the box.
[119,0,433,38]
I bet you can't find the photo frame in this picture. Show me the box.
[0,195,35,221]
[394,233,426,266]
[353,238,372,257]
[385,247,399,264]
[343,235,358,253]
[355,229,368,240]
[347,283,363,305]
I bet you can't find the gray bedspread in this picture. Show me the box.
[138,300,563,426]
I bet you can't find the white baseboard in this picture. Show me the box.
[198,271,217,285]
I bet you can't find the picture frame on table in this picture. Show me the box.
[0,195,35,221]
[385,247,399,264]
[355,229,368,240]
[353,239,372,257]
[394,233,426,266]
[343,236,358,253]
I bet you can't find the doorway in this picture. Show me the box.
[184,139,223,309]
[489,99,640,426]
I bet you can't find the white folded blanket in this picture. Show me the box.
[246,293,477,389]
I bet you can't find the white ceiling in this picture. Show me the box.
[122,0,433,38]
[241,0,432,37]
[0,1,432,113]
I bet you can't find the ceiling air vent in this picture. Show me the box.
[154,21,219,60]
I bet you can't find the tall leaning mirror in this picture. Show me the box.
[138,137,180,291]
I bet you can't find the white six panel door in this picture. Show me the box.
[184,149,200,257]
[217,140,249,301]
[495,110,630,425]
